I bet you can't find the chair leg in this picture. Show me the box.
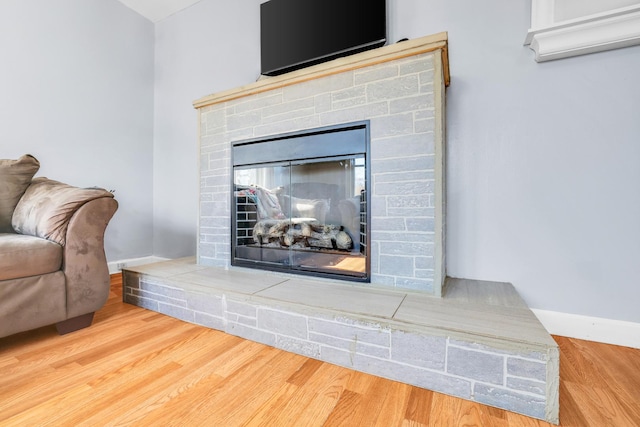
[56,312,95,335]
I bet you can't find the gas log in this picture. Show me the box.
[253,219,353,250]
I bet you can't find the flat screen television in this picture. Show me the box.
[260,0,387,77]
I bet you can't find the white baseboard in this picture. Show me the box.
[532,309,640,350]
[108,256,170,275]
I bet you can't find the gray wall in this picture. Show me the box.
[1,0,638,324]
[0,0,155,262]
[391,0,640,322]
[152,0,262,258]
[154,0,639,323]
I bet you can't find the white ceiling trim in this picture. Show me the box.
[117,0,203,23]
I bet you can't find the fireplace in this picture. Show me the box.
[126,34,559,424]
[196,33,449,296]
[232,122,370,281]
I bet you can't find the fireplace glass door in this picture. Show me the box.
[232,123,369,281]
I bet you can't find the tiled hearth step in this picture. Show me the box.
[122,258,559,424]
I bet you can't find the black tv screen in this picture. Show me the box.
[260,0,387,76]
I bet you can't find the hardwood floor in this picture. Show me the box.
[0,275,638,426]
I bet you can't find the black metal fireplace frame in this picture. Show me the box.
[230,121,371,282]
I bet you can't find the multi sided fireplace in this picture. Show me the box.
[232,122,370,281]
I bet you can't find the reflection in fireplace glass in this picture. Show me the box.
[232,122,370,281]
[234,155,367,280]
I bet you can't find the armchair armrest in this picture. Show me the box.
[63,196,118,318]
[12,177,118,318]
[12,177,115,245]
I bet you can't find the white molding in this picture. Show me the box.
[108,256,170,274]
[525,4,640,62]
[532,309,640,350]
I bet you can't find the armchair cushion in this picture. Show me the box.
[0,233,62,281]
[12,177,114,246]
[0,154,40,233]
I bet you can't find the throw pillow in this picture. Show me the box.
[0,154,40,233]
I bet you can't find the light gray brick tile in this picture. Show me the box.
[226,127,255,142]
[355,65,398,85]
[254,116,320,137]
[202,110,225,130]
[378,255,413,276]
[419,69,435,85]
[449,341,546,361]
[308,318,390,347]
[124,294,158,311]
[262,97,314,117]
[204,174,230,187]
[415,109,435,120]
[370,113,414,138]
[474,384,546,420]
[391,331,446,370]
[387,207,433,218]
[406,217,435,231]
[157,303,195,323]
[314,93,332,113]
[386,195,431,209]
[371,155,434,174]
[367,75,419,101]
[376,180,433,196]
[261,107,316,125]
[234,93,282,113]
[194,312,225,331]
[283,72,353,100]
[227,111,261,131]
[226,322,277,347]
[320,102,388,125]
[258,309,308,340]
[372,134,435,160]
[507,358,547,382]
[414,269,435,280]
[379,241,433,257]
[332,85,366,101]
[370,196,387,216]
[415,118,435,133]
[140,282,186,301]
[447,347,504,385]
[199,217,230,228]
[507,377,546,396]
[332,96,367,110]
[186,292,223,316]
[395,277,433,292]
[309,333,390,359]
[200,201,227,217]
[376,232,434,243]
[374,171,433,184]
[390,95,432,114]
[370,274,396,287]
[227,300,257,318]
[371,217,406,231]
[235,315,257,327]
[277,336,321,358]
[399,57,434,75]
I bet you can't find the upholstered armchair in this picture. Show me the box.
[0,154,118,338]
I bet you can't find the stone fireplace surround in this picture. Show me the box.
[122,33,560,423]
[197,34,448,296]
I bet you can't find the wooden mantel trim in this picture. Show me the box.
[193,32,450,110]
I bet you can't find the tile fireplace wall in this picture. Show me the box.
[196,34,448,296]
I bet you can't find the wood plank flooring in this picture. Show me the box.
[0,274,638,426]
